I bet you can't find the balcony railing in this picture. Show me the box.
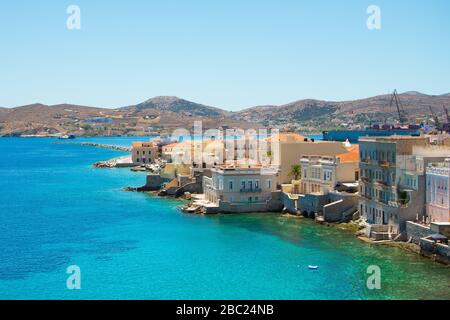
[376,180,391,187]
[379,160,390,167]
[360,194,372,200]
[240,188,262,193]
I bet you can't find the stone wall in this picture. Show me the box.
[218,192,283,213]
[419,238,450,264]
[299,193,329,215]
[145,174,168,191]
[323,192,359,222]
[174,181,203,197]
[267,191,284,211]
[406,221,433,244]
[282,193,301,214]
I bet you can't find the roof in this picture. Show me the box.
[132,141,156,148]
[162,140,193,149]
[336,145,359,163]
[265,133,307,143]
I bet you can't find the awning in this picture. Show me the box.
[430,233,448,241]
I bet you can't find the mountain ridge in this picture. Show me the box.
[2,92,450,136]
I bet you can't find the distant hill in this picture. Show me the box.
[0,103,117,136]
[123,96,227,117]
[402,91,428,96]
[233,92,450,124]
[0,99,250,136]
[2,91,450,136]
[234,99,339,123]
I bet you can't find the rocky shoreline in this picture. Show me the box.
[55,141,132,152]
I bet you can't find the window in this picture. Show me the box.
[229,181,233,190]
[136,158,140,162]
[241,181,246,190]
[142,150,145,155]
[255,180,259,189]
[267,180,272,189]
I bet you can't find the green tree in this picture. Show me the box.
[290,164,302,180]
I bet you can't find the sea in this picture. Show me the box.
[0,136,449,299]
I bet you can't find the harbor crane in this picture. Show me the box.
[444,105,450,123]
[389,89,408,124]
[429,106,441,130]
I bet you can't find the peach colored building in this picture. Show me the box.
[132,142,158,164]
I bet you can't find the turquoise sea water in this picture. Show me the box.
[0,137,449,300]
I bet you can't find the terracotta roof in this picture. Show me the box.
[163,141,193,149]
[337,145,359,163]
[265,133,307,142]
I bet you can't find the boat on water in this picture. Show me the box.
[308,265,319,270]
[58,134,76,140]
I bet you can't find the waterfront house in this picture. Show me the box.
[299,145,359,194]
[201,165,282,213]
[359,135,450,239]
[132,142,158,164]
[281,143,360,221]
[272,139,351,184]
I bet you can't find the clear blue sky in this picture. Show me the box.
[1,0,449,110]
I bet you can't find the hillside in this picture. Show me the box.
[123,96,228,117]
[0,98,252,137]
[1,92,450,136]
[234,92,450,127]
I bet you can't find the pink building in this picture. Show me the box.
[426,160,450,223]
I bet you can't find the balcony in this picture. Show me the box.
[240,188,262,193]
[376,180,391,187]
[360,194,372,200]
[378,160,390,168]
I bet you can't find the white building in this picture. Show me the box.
[202,165,281,213]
